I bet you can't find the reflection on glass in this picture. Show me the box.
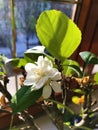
[0,0,78,58]
[0,0,12,57]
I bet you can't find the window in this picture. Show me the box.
[0,0,81,58]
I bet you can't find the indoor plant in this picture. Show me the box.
[0,9,98,130]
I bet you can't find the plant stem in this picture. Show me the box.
[9,114,14,130]
[21,111,40,130]
[10,0,16,58]
[0,81,12,101]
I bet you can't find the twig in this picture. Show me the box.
[0,81,12,101]
[93,107,98,113]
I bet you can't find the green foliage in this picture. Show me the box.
[24,48,45,62]
[11,86,43,114]
[72,89,85,94]
[8,9,95,129]
[79,51,98,65]
[36,9,81,61]
[24,46,54,65]
[94,72,98,84]
[68,65,83,77]
[0,71,4,76]
[62,59,82,77]
[0,54,7,74]
[16,58,28,67]
[5,58,28,69]
[10,9,82,116]
[6,58,19,67]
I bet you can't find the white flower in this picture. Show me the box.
[24,56,62,98]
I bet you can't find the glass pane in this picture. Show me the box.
[0,0,12,58]
[0,0,78,58]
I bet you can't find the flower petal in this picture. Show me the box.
[36,76,48,89]
[72,96,80,105]
[42,84,52,98]
[25,63,37,72]
[51,81,62,93]
[24,75,38,86]
[37,56,52,69]
[52,72,61,80]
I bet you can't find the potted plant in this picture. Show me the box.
[0,9,98,130]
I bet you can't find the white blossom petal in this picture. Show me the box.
[49,68,61,80]
[35,76,48,89]
[42,84,52,98]
[51,81,62,93]
[52,72,61,80]
[37,56,52,69]
[44,57,53,67]
[37,56,44,67]
[25,63,37,72]
[24,74,39,86]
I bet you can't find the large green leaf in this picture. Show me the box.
[79,51,98,65]
[36,10,81,61]
[11,86,43,114]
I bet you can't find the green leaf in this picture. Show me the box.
[62,60,82,77]
[24,53,35,63]
[17,58,28,68]
[24,52,44,62]
[94,72,98,83]
[72,89,85,94]
[0,71,5,76]
[24,46,46,62]
[79,51,98,65]
[5,58,28,69]
[5,58,19,67]
[24,46,55,65]
[64,122,71,130]
[68,65,83,77]
[0,63,6,73]
[11,86,43,114]
[36,10,81,61]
